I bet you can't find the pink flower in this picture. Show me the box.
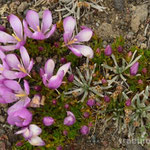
[104,45,112,56]
[87,99,95,107]
[40,59,71,89]
[130,62,139,76]
[43,117,54,126]
[16,124,45,146]
[23,10,56,40]
[63,16,93,58]
[64,111,76,126]
[80,125,89,135]
[0,15,26,51]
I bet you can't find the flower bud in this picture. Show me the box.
[138,79,143,85]
[43,117,54,126]
[68,74,74,82]
[83,112,89,118]
[60,57,67,64]
[87,99,95,107]
[142,68,147,74]
[127,51,132,61]
[104,96,110,103]
[104,45,112,56]
[56,146,63,150]
[130,62,139,76]
[101,78,107,85]
[96,48,100,54]
[54,42,59,48]
[125,99,131,106]
[117,46,123,53]
[80,125,89,135]
[16,141,23,147]
[52,99,57,105]
[64,111,76,126]
[64,104,69,109]
[63,130,68,136]
[38,46,44,51]
[0,25,6,32]
[34,85,42,92]
[88,122,93,127]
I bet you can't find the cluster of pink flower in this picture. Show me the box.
[0,9,93,146]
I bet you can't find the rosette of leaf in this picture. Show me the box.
[123,86,150,139]
[101,50,141,88]
[64,58,113,102]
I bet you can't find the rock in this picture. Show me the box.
[140,43,147,49]
[126,32,134,40]
[17,2,28,13]
[113,0,125,11]
[131,4,148,33]
[126,144,144,150]
[0,141,6,150]
[36,57,42,63]
[97,23,118,39]
[0,115,5,123]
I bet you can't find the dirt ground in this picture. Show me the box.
[0,0,150,150]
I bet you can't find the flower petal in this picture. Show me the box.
[9,14,23,39]
[68,46,82,57]
[57,62,71,76]
[28,136,45,146]
[20,46,30,68]
[0,31,17,44]
[4,80,22,92]
[63,16,76,42]
[72,45,93,58]
[45,24,56,39]
[32,31,45,40]
[26,10,39,31]
[48,70,64,89]
[41,10,52,33]
[44,59,55,79]
[29,124,42,136]
[75,28,93,42]
[0,45,17,51]
[2,70,18,79]
[5,54,20,69]
[24,80,30,95]
[27,59,34,73]
[23,20,33,38]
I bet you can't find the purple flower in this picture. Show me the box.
[1,79,30,106]
[40,59,71,89]
[3,46,33,79]
[130,62,139,76]
[43,117,54,126]
[16,124,45,146]
[87,99,95,107]
[80,125,89,135]
[63,16,93,58]
[0,15,26,51]
[125,99,131,106]
[68,74,74,82]
[7,107,32,127]
[117,46,123,53]
[52,99,57,105]
[104,45,112,56]
[23,10,56,40]
[138,79,143,85]
[64,111,76,126]
[101,78,107,84]
[104,96,110,103]
[34,85,42,92]
[56,146,63,150]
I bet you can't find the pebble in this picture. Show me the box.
[17,2,28,13]
[0,115,5,123]
[96,23,99,27]
[126,144,144,150]
[113,0,125,11]
[36,57,42,63]
[126,32,134,40]
[140,43,147,49]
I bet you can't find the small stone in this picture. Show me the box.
[140,43,147,49]
[131,4,148,32]
[126,32,134,40]
[113,0,125,11]
[17,2,28,13]
[96,23,99,27]
[36,57,42,63]
[126,144,144,150]
[0,115,5,123]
